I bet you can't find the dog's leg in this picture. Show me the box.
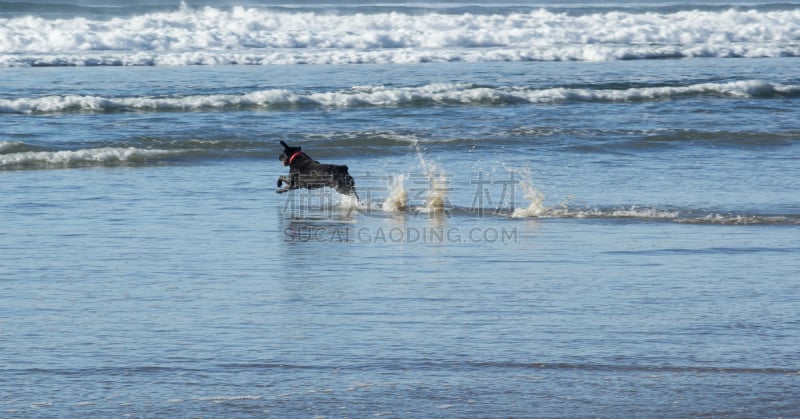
[335,174,358,199]
[277,175,294,193]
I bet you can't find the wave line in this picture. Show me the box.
[3,80,798,114]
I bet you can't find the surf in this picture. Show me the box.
[0,146,176,170]
[4,81,798,114]
[2,5,800,66]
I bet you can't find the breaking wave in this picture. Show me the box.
[1,4,800,66]
[3,80,798,114]
[0,146,177,170]
[0,137,279,170]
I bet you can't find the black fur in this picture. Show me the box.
[277,140,357,197]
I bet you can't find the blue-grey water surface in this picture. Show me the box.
[2,1,800,416]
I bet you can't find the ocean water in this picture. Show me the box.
[2,0,800,417]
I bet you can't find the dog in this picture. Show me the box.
[277,140,357,198]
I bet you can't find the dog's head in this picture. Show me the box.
[279,140,302,166]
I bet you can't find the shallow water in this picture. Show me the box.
[3,163,800,417]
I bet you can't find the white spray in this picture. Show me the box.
[414,144,449,215]
[335,192,362,215]
[509,168,547,218]
[382,174,408,213]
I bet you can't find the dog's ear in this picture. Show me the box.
[280,140,289,148]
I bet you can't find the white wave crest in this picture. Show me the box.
[573,207,682,220]
[1,7,799,65]
[0,147,174,169]
[193,395,262,402]
[686,213,797,225]
[3,80,797,114]
[522,80,800,103]
[513,204,682,221]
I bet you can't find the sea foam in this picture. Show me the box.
[1,6,799,66]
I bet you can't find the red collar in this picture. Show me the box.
[288,150,304,165]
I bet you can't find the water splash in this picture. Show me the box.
[413,144,449,215]
[509,168,547,218]
[423,165,449,214]
[382,174,408,213]
[335,192,363,216]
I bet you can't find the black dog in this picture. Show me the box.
[277,141,357,197]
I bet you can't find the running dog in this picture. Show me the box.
[277,141,357,197]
